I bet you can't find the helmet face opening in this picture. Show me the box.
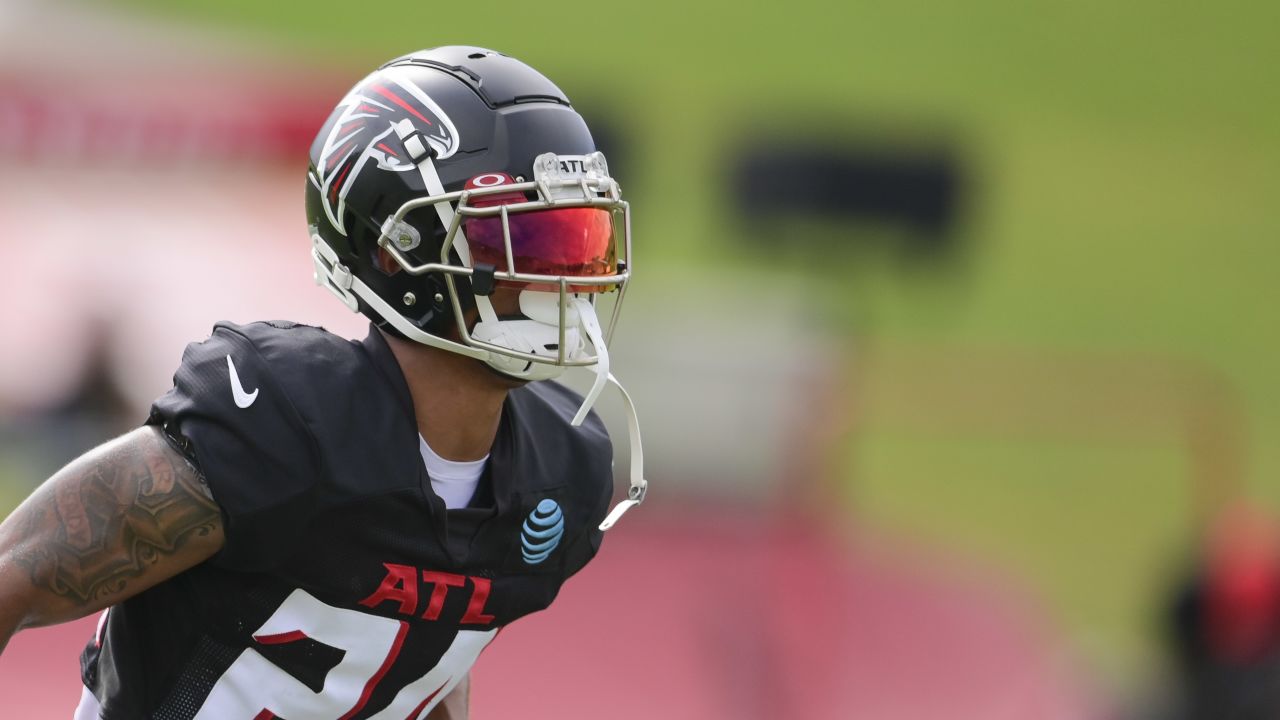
[463,187,618,293]
[374,154,632,370]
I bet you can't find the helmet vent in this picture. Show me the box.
[468,52,488,59]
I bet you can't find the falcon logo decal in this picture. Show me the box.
[310,67,460,236]
[521,499,565,565]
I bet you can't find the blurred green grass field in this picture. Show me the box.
[21,0,1276,688]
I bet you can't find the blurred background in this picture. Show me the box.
[1,0,1277,717]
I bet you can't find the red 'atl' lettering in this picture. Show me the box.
[420,571,466,621]
[359,563,418,615]
[359,563,496,626]
[461,577,496,625]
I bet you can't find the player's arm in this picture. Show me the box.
[426,673,469,720]
[0,426,225,653]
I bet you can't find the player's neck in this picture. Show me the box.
[380,330,516,462]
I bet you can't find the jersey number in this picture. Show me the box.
[194,589,496,720]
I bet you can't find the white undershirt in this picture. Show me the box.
[419,434,487,509]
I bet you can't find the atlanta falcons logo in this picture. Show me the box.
[310,67,460,236]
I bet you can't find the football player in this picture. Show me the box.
[0,46,645,719]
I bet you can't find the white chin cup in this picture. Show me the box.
[472,291,594,381]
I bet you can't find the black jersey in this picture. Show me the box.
[79,321,614,719]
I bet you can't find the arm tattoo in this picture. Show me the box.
[14,433,221,605]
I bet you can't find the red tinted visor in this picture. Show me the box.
[462,207,618,292]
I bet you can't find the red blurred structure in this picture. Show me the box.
[473,506,1100,719]
[0,616,96,717]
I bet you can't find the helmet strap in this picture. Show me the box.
[570,296,609,427]
[567,297,648,530]
[598,372,647,531]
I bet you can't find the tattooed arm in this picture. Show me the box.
[0,426,224,653]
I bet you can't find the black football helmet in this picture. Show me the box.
[305,47,644,528]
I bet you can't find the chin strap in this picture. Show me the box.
[570,297,608,427]
[597,372,647,531]
[567,296,647,531]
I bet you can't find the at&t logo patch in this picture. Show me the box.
[521,499,564,565]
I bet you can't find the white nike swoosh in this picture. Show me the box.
[226,355,259,409]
